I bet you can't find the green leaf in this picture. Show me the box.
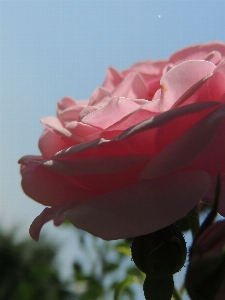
[114,276,142,300]
[103,262,119,273]
[127,266,145,279]
[116,246,131,256]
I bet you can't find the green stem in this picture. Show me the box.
[173,286,183,300]
[186,205,200,239]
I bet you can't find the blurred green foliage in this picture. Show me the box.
[0,229,74,300]
[69,229,144,300]
[0,226,144,300]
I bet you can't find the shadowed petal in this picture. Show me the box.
[63,171,210,240]
[140,104,225,180]
[29,170,210,241]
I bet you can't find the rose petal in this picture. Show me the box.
[40,116,72,138]
[100,100,160,139]
[169,41,225,65]
[52,101,219,162]
[140,104,225,180]
[30,208,55,241]
[20,161,95,206]
[66,121,101,143]
[39,128,75,159]
[43,154,151,175]
[64,171,210,240]
[29,170,210,241]
[102,67,124,92]
[82,96,141,129]
[123,60,168,76]
[112,72,148,99]
[87,87,112,108]
[173,60,225,108]
[160,60,216,111]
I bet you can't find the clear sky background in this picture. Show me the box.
[1,0,225,297]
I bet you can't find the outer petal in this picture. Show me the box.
[19,160,95,206]
[43,154,151,175]
[19,154,150,203]
[53,101,219,161]
[65,171,210,240]
[30,170,210,241]
[39,128,75,160]
[140,104,225,180]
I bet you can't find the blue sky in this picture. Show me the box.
[1,0,225,293]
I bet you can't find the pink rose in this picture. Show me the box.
[19,41,225,241]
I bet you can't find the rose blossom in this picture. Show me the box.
[19,41,225,241]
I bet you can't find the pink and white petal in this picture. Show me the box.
[160,60,216,111]
[63,170,210,240]
[102,67,124,92]
[20,161,94,206]
[140,104,225,180]
[112,72,148,99]
[42,154,151,175]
